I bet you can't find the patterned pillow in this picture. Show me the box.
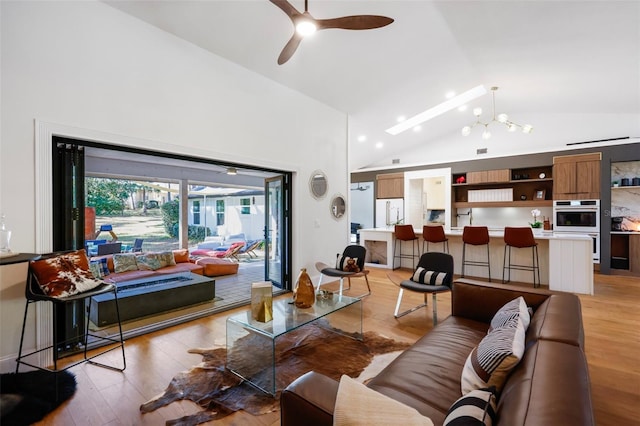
[461,317,526,394]
[336,254,359,272]
[30,250,103,298]
[411,267,451,285]
[489,296,530,332]
[156,251,176,267]
[113,253,138,273]
[89,257,110,278]
[444,387,497,426]
[136,253,162,271]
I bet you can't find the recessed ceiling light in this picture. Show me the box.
[357,135,367,142]
[446,91,456,99]
[458,105,468,112]
[226,167,237,175]
[413,125,422,132]
[397,116,406,123]
[375,142,384,149]
[386,85,488,136]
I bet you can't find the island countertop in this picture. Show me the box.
[358,226,594,295]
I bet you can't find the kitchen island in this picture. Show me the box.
[359,227,593,295]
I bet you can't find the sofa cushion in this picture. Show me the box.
[526,294,585,348]
[30,250,104,298]
[497,340,594,425]
[172,249,189,263]
[412,267,451,285]
[444,387,497,426]
[113,253,138,273]
[367,316,488,424]
[461,317,526,394]
[335,375,434,426]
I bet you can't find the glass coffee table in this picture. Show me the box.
[226,294,362,396]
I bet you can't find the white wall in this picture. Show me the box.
[0,1,349,368]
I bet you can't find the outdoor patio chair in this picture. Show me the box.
[238,239,263,258]
[131,238,144,253]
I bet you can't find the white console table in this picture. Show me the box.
[359,227,593,295]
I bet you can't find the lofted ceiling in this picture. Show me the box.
[103,0,640,171]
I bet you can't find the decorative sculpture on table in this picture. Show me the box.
[293,268,315,309]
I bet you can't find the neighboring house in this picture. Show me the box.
[188,189,265,241]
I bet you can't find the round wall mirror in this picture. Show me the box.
[330,194,346,219]
[309,170,328,199]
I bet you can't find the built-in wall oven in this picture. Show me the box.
[553,199,600,263]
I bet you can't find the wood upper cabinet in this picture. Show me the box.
[376,172,404,199]
[466,169,509,184]
[553,153,601,200]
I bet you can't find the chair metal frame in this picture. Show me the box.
[502,227,541,288]
[16,252,126,374]
[316,245,371,298]
[393,224,420,270]
[389,252,454,325]
[461,226,492,282]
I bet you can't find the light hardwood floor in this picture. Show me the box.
[35,268,640,425]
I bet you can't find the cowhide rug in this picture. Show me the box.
[140,323,411,425]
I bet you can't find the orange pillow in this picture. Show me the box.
[172,249,189,263]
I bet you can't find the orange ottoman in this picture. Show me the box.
[194,257,239,277]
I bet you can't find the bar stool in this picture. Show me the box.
[502,227,540,288]
[461,226,491,282]
[422,225,449,254]
[393,224,420,270]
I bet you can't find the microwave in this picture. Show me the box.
[553,200,600,233]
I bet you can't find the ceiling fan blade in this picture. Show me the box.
[317,15,394,31]
[269,0,301,20]
[278,32,304,65]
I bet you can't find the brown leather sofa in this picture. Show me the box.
[281,279,594,425]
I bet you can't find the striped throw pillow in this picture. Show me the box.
[461,316,526,394]
[489,296,530,332]
[411,267,451,285]
[444,387,497,426]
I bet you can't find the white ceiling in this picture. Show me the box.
[104,0,640,170]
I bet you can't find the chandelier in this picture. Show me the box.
[461,87,532,140]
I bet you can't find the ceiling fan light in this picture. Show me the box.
[497,113,508,123]
[296,20,317,36]
[473,107,482,117]
[522,124,533,133]
[461,126,471,136]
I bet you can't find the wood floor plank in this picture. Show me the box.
[32,268,640,425]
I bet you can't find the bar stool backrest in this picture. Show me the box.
[395,224,417,241]
[504,227,536,248]
[423,225,446,243]
[462,226,490,245]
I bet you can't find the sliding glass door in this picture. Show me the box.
[264,175,291,289]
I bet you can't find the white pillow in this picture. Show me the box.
[489,296,531,332]
[334,375,434,426]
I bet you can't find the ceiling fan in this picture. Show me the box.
[270,0,394,65]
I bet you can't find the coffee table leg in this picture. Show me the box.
[226,318,276,396]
